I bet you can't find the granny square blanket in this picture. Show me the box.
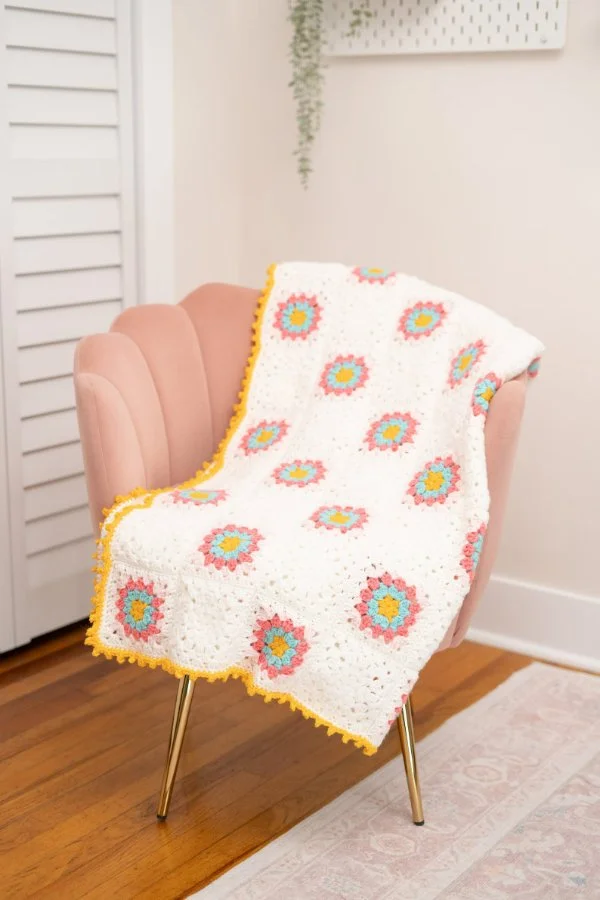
[88,263,543,754]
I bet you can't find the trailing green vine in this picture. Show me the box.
[289,1,372,187]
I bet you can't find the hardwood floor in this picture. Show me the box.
[0,625,533,900]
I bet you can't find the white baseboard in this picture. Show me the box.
[468,575,600,674]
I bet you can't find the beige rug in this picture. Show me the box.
[192,663,600,899]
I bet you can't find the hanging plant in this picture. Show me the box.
[289,1,372,187]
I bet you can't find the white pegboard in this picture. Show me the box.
[325,0,569,56]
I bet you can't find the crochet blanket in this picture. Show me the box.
[87,263,543,754]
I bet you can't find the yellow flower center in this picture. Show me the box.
[335,366,355,383]
[458,353,473,372]
[220,535,242,553]
[329,511,350,525]
[377,594,400,621]
[414,312,432,328]
[289,308,307,326]
[256,429,274,444]
[189,490,211,500]
[382,424,401,440]
[269,635,289,658]
[288,467,308,480]
[481,386,494,403]
[368,268,383,274]
[424,470,445,492]
[129,599,147,622]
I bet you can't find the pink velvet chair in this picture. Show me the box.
[74,284,527,826]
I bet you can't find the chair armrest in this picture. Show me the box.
[448,374,528,645]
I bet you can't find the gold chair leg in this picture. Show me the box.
[156,675,195,820]
[396,696,424,826]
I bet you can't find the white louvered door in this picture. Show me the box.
[0,0,138,650]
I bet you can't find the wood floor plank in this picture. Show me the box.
[1,683,252,844]
[0,622,540,900]
[62,724,358,899]
[0,623,86,677]
[0,647,95,707]
[0,663,161,763]
[3,698,300,894]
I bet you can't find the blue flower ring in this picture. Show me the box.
[398,302,446,339]
[320,355,369,395]
[171,488,227,506]
[352,267,396,284]
[472,373,501,417]
[310,505,367,532]
[274,293,321,339]
[116,576,164,641]
[252,614,309,678]
[199,524,263,571]
[273,459,326,487]
[241,420,289,455]
[448,340,486,387]
[365,411,418,452]
[356,573,420,643]
[408,456,461,506]
[461,524,486,582]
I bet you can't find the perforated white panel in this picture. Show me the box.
[325,0,569,56]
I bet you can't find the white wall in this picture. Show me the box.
[133,0,176,305]
[172,0,241,298]
[173,2,600,648]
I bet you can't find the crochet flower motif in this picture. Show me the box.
[448,340,486,387]
[241,420,289,455]
[356,573,420,643]
[252,614,309,678]
[273,459,326,488]
[116,577,164,641]
[408,456,460,505]
[199,524,263,571]
[310,505,367,532]
[274,293,321,340]
[365,412,418,452]
[320,355,369,395]
[461,524,486,582]
[527,357,541,379]
[472,373,501,417]
[352,266,395,284]
[398,302,446,339]
[170,488,227,506]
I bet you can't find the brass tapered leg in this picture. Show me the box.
[396,696,424,826]
[156,675,195,820]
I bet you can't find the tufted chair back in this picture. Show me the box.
[75,284,260,528]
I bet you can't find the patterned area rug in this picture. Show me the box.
[193,663,600,899]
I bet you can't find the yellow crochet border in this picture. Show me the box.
[86,263,378,757]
